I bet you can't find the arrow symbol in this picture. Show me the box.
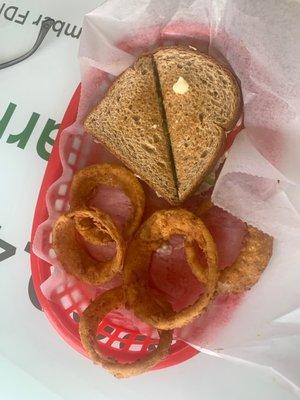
[0,238,16,262]
[24,241,30,253]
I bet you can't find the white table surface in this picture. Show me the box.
[0,1,298,399]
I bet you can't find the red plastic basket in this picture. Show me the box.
[30,23,244,371]
[30,84,199,370]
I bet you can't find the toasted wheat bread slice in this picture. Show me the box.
[84,55,178,204]
[153,47,241,202]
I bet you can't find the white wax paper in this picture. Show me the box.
[78,0,300,392]
[36,0,300,394]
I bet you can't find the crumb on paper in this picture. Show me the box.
[156,243,173,256]
[173,76,189,94]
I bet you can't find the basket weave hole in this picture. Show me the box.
[58,184,68,196]
[55,199,64,212]
[56,284,65,294]
[72,137,81,151]
[68,152,77,166]
[79,302,89,312]
[148,344,157,352]
[70,289,82,302]
[118,332,130,339]
[60,295,72,309]
[97,335,109,344]
[104,326,115,334]
[70,311,80,323]
[48,248,56,259]
[111,340,122,349]
[129,344,143,352]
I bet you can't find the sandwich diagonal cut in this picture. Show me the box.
[84,47,241,204]
[84,55,178,204]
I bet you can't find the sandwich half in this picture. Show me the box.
[84,55,178,204]
[153,47,241,201]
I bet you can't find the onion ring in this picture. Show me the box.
[217,225,273,294]
[70,164,145,240]
[52,208,125,285]
[79,287,173,378]
[195,200,273,294]
[124,209,219,329]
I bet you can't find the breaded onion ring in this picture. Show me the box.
[79,287,173,378]
[70,164,145,239]
[195,200,273,294]
[124,209,219,329]
[217,225,273,294]
[53,208,125,285]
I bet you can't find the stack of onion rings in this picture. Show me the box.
[53,164,145,284]
[79,287,173,378]
[124,209,219,330]
[52,164,273,377]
